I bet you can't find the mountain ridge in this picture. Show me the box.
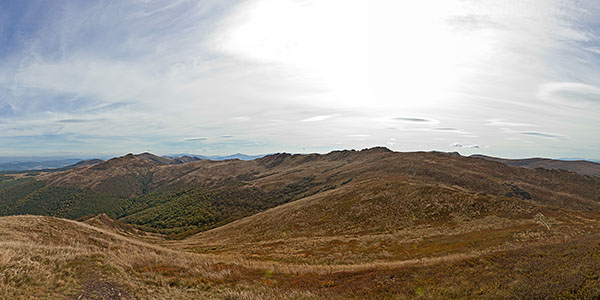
[1,147,598,238]
[472,154,600,176]
[2,147,600,298]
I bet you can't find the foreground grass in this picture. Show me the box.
[0,216,324,299]
[2,215,600,299]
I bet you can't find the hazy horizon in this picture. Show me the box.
[1,1,599,159]
[0,148,599,164]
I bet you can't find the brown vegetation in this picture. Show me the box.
[2,148,600,298]
[2,214,600,299]
[472,154,600,176]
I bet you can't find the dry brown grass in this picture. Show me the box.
[2,214,600,299]
[3,149,600,299]
[473,155,600,176]
[176,175,600,266]
[0,215,332,299]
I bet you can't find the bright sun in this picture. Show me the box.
[214,0,493,110]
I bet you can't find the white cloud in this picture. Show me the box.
[486,119,539,127]
[451,143,480,149]
[182,137,208,141]
[537,82,600,107]
[0,0,599,158]
[392,117,439,124]
[584,47,600,55]
[346,134,369,138]
[387,138,399,146]
[301,114,341,122]
[519,131,567,140]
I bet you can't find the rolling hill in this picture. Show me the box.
[472,154,600,177]
[1,148,600,298]
[1,148,599,238]
[2,206,600,298]
[176,151,600,265]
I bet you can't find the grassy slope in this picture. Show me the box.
[2,149,600,299]
[118,175,320,237]
[0,215,326,300]
[0,148,599,239]
[166,150,600,265]
[179,174,600,265]
[2,215,600,299]
[0,154,330,237]
[473,154,600,177]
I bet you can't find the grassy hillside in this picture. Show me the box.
[1,148,599,238]
[119,175,317,237]
[3,215,600,299]
[2,149,600,298]
[0,215,325,299]
[178,174,600,264]
[473,154,600,177]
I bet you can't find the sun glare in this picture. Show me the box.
[216,0,494,110]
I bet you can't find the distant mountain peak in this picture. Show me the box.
[167,153,268,161]
[360,146,392,153]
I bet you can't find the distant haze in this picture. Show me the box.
[0,1,599,159]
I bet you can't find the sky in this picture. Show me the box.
[0,0,599,159]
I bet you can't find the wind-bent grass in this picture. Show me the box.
[3,210,600,299]
[0,215,328,299]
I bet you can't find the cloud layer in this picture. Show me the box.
[0,0,598,159]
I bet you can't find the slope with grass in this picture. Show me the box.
[0,214,340,299]
[2,148,600,298]
[472,154,600,176]
[179,171,600,265]
[3,213,600,299]
[1,148,600,239]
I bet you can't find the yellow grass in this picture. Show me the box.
[3,212,600,299]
